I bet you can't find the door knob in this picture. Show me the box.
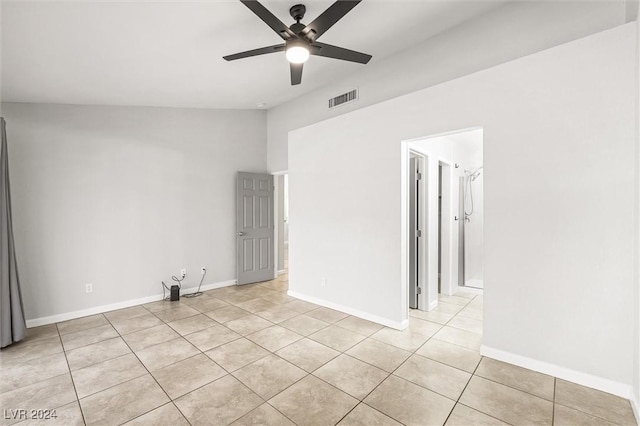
[237,232,244,236]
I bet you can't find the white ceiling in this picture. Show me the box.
[2,0,504,108]
[1,0,507,109]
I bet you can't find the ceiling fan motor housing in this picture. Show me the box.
[289,4,306,22]
[289,22,306,35]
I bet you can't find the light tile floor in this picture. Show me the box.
[1,275,637,426]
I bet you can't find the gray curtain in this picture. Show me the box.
[0,117,26,348]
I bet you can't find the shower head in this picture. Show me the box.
[465,166,483,181]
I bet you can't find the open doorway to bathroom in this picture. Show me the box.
[274,173,289,279]
[404,128,484,314]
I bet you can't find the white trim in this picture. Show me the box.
[277,269,287,275]
[631,391,639,425]
[481,345,633,399]
[403,126,483,145]
[272,170,288,280]
[459,286,483,295]
[428,299,439,311]
[400,142,410,323]
[26,279,237,328]
[438,158,455,297]
[287,290,408,330]
[403,148,432,321]
[273,173,280,279]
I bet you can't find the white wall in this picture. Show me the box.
[634,0,640,417]
[288,23,636,393]
[268,0,628,172]
[2,103,267,321]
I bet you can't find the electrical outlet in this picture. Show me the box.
[201,267,206,275]
[85,283,93,293]
[180,268,187,278]
[321,277,327,288]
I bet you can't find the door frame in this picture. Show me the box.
[402,148,430,317]
[438,159,456,296]
[401,127,482,321]
[272,170,288,280]
[408,152,426,310]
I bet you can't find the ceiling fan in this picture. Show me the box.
[223,0,372,85]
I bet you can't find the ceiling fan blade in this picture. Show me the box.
[223,44,285,61]
[239,0,297,40]
[310,42,371,64]
[302,1,361,41]
[290,63,303,85]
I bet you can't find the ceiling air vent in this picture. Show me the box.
[328,88,358,109]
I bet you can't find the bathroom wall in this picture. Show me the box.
[452,132,484,288]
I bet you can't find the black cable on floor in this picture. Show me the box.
[184,268,206,298]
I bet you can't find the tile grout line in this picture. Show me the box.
[56,323,88,426]
[326,298,472,426]
[552,377,556,425]
[101,312,194,426]
[388,294,485,425]
[437,295,509,425]
[127,291,312,425]
[220,299,411,424]
[441,345,487,426]
[436,294,516,426]
[198,305,308,424]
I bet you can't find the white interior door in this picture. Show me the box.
[236,172,274,285]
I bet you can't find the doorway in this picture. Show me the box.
[402,128,484,316]
[274,172,289,279]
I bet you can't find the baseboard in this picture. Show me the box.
[459,287,483,295]
[277,270,287,275]
[428,299,439,311]
[465,279,484,289]
[26,279,237,328]
[185,279,237,295]
[287,290,407,330]
[481,345,633,400]
[631,391,640,425]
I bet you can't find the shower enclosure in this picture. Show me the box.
[459,166,484,289]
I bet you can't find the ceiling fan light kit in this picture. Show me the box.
[285,39,310,64]
[223,0,372,86]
